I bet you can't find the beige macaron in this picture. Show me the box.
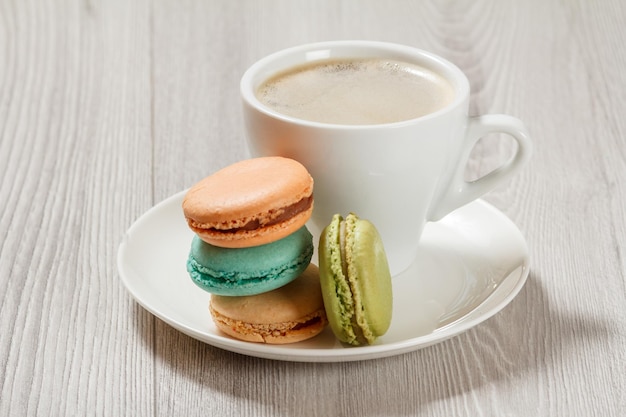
[209,264,328,344]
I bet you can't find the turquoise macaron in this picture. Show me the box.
[186,226,314,296]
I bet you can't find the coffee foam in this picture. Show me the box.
[256,59,455,125]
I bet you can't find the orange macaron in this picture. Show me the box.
[182,156,314,248]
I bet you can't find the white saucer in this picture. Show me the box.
[117,191,529,362]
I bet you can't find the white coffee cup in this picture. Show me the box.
[240,41,532,276]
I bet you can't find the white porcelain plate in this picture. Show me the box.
[117,191,529,362]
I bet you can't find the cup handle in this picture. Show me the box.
[427,114,532,221]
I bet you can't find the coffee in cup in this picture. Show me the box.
[255,58,455,125]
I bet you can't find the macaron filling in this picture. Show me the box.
[209,305,326,341]
[188,195,313,234]
[336,221,367,344]
[342,214,372,345]
[320,215,359,345]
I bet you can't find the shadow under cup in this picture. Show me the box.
[240,41,530,276]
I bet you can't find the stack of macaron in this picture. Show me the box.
[182,157,328,344]
[182,156,394,347]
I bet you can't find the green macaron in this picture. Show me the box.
[318,213,393,346]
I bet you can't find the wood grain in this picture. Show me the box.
[1,0,625,416]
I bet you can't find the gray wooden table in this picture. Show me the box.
[1,1,625,415]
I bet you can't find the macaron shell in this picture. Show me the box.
[347,215,393,343]
[182,157,314,247]
[209,265,328,344]
[187,226,313,296]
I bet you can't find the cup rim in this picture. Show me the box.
[240,40,470,129]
